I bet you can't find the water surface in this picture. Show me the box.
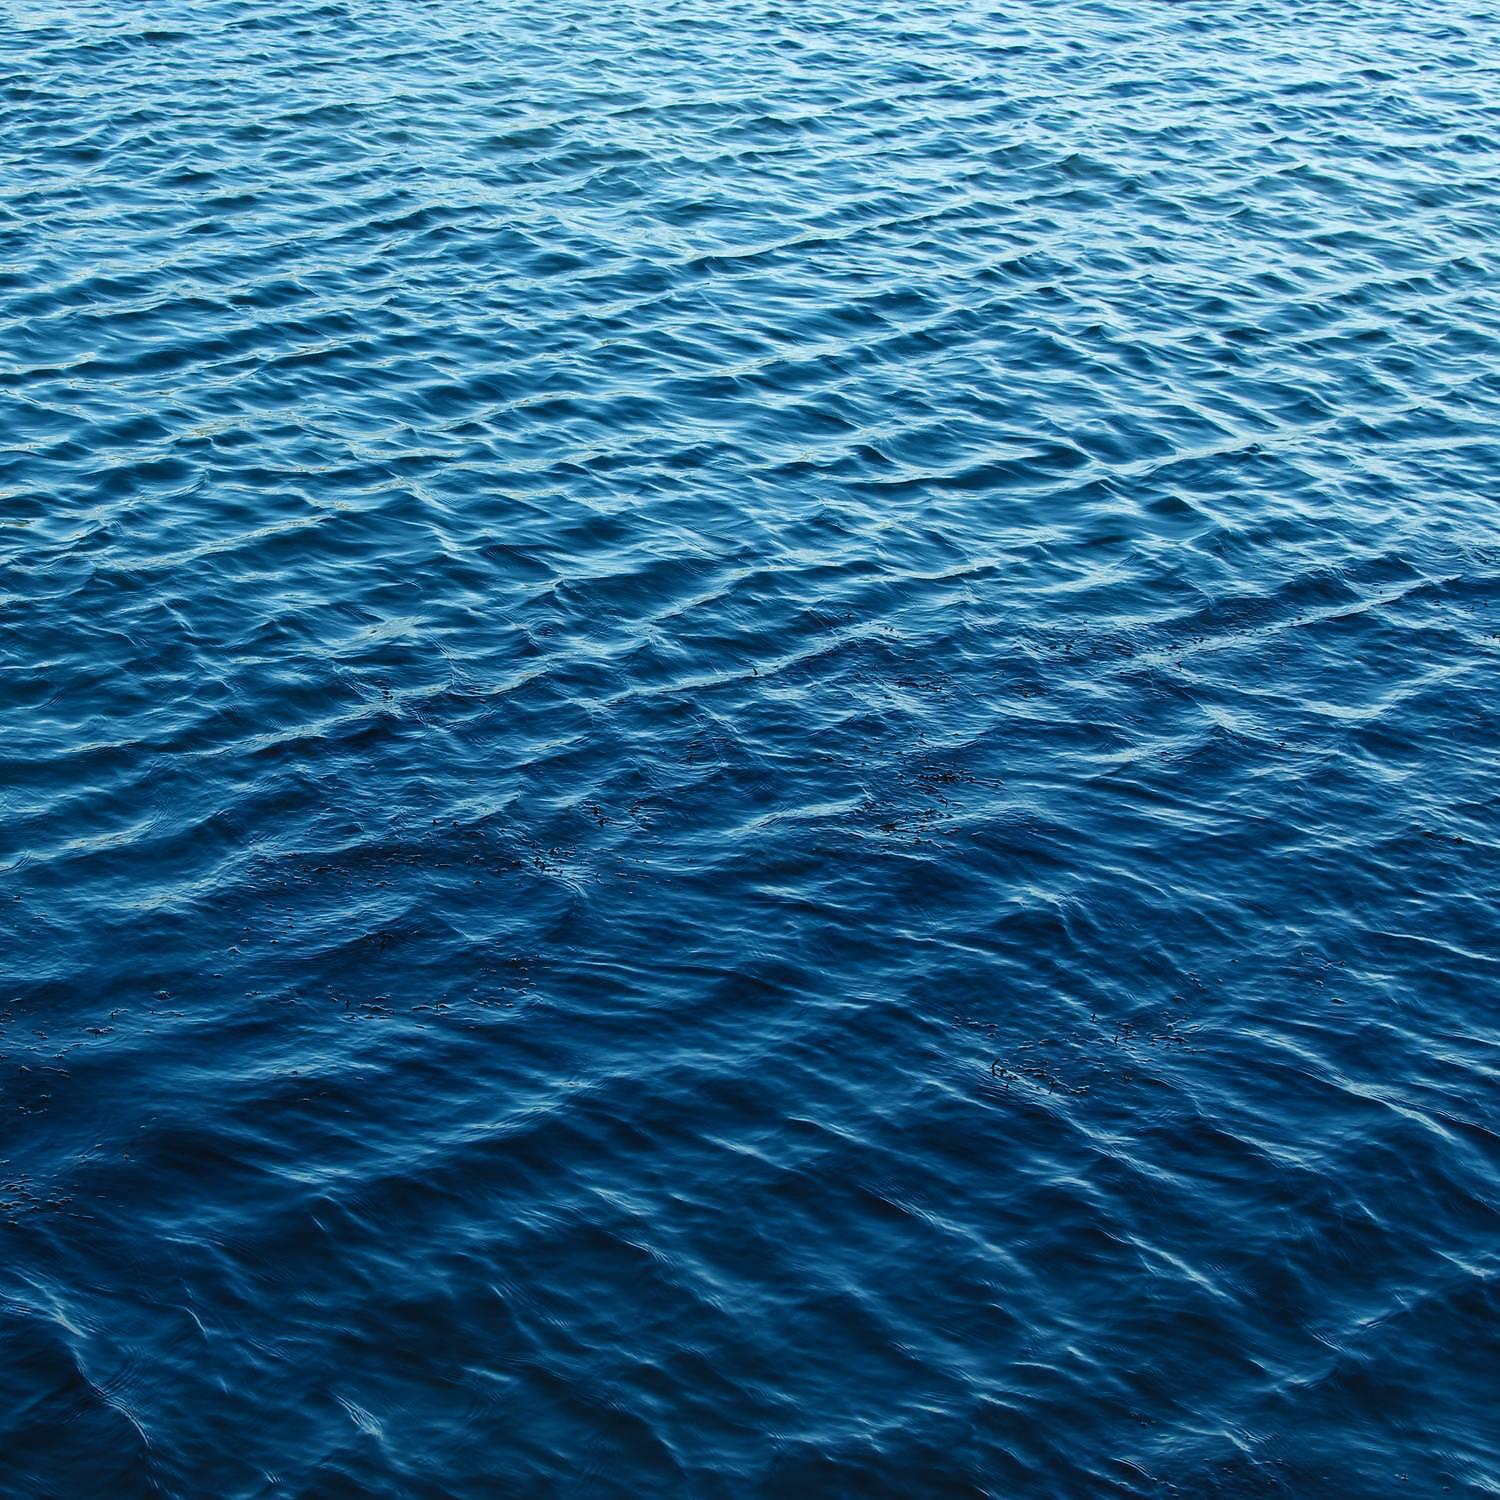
[3,0,1499,1494]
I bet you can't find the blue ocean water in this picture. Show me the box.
[3,0,1499,1493]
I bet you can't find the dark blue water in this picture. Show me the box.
[4,0,1499,1494]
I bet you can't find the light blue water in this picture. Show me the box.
[3,1,1500,1495]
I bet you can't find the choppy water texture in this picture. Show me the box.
[3,0,1500,1494]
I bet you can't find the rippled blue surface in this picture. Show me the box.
[3,0,1500,1494]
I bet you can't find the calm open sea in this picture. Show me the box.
[3,0,1499,1494]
